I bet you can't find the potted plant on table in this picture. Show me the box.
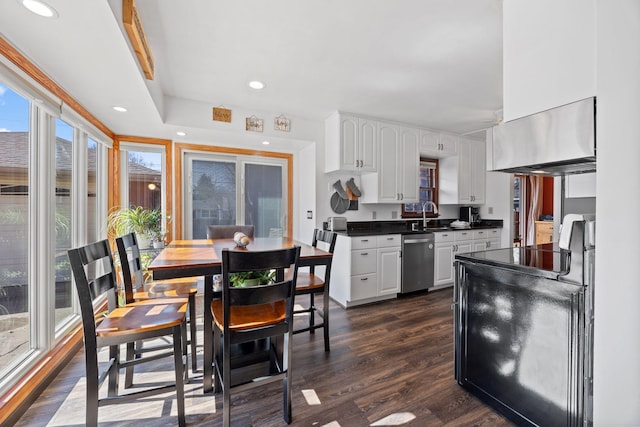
[229,270,275,287]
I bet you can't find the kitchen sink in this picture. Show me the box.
[425,226,450,231]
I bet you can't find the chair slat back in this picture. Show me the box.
[68,240,119,339]
[115,232,145,304]
[221,247,300,308]
[313,229,337,252]
[207,225,255,239]
[309,229,337,275]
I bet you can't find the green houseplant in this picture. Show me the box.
[229,270,275,287]
[107,206,165,248]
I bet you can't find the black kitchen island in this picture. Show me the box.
[453,220,594,427]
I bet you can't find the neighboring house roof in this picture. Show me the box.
[0,132,159,177]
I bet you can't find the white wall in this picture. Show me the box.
[479,171,512,248]
[593,1,640,423]
[505,0,640,423]
[503,0,596,121]
[296,144,317,243]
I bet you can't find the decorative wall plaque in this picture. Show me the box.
[246,116,264,132]
[274,114,291,132]
[212,107,232,123]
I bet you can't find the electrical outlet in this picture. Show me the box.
[392,211,398,219]
[372,211,377,219]
[306,210,313,219]
[488,207,494,214]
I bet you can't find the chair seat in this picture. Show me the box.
[295,272,325,291]
[97,299,187,337]
[211,300,286,331]
[134,278,198,299]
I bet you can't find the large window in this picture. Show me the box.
[184,152,288,239]
[54,119,73,329]
[0,73,109,394]
[0,84,31,376]
[402,158,439,218]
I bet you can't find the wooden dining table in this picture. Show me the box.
[147,237,334,393]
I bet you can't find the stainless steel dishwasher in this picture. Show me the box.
[401,233,434,293]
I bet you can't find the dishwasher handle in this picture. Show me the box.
[403,237,433,244]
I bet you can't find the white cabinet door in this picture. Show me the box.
[377,122,400,202]
[399,127,420,202]
[351,273,378,301]
[473,240,488,252]
[440,138,486,204]
[325,113,378,173]
[434,243,455,287]
[359,118,377,172]
[454,240,474,255]
[457,140,473,203]
[565,173,596,198]
[351,249,377,276]
[340,115,359,171]
[439,133,458,155]
[419,129,440,153]
[486,238,500,250]
[420,129,458,157]
[470,141,486,204]
[378,247,401,295]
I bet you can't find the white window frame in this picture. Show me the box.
[118,142,167,216]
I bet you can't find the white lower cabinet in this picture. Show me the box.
[330,234,401,307]
[378,247,401,295]
[433,228,502,288]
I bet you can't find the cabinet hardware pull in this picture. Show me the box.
[361,277,368,281]
[361,239,369,242]
[361,252,368,255]
[387,237,394,240]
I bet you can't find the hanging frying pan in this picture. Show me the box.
[330,192,349,214]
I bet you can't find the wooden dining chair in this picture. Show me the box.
[67,239,186,427]
[116,232,199,379]
[211,245,300,426]
[206,224,255,239]
[292,229,337,352]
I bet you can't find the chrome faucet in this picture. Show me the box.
[422,201,439,229]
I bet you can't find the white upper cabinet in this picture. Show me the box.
[440,138,486,204]
[565,172,596,198]
[360,124,419,204]
[420,129,458,157]
[325,112,377,173]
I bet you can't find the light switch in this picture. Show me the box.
[306,210,313,219]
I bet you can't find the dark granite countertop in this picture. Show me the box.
[331,219,503,237]
[454,244,567,280]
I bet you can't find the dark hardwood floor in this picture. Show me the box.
[15,289,513,426]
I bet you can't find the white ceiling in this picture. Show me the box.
[0,0,503,147]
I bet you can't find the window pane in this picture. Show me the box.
[191,159,236,239]
[244,163,283,237]
[0,84,31,373]
[55,119,73,328]
[87,138,98,242]
[127,151,162,210]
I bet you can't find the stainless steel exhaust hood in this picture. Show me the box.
[488,97,596,175]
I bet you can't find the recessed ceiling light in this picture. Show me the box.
[21,0,58,18]
[262,141,270,145]
[113,106,127,112]
[176,131,186,136]
[531,170,547,174]
[249,80,265,90]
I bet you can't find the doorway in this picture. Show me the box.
[513,175,554,247]
[183,152,288,239]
